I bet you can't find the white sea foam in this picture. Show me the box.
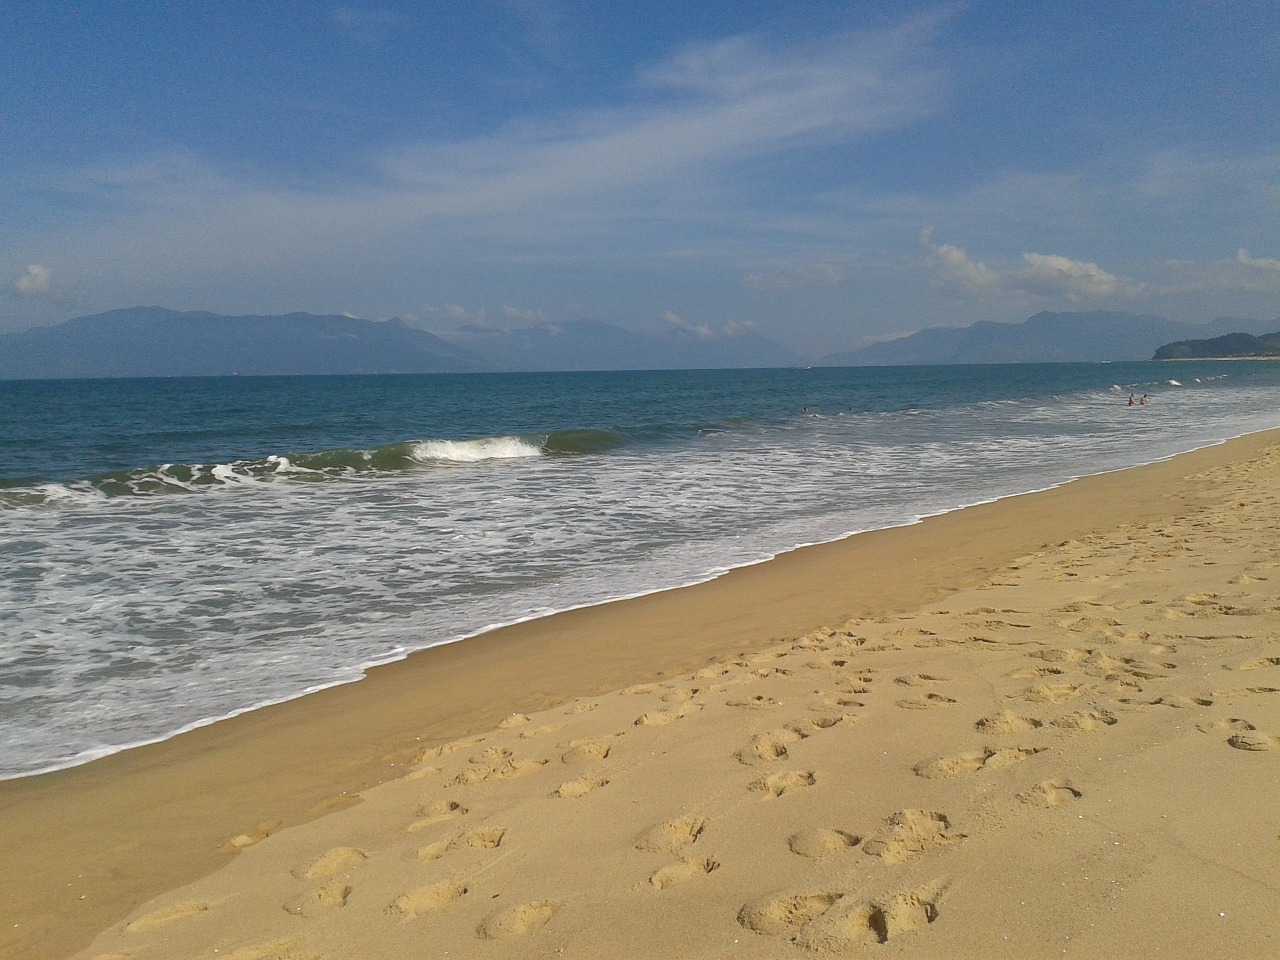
[410,436,543,462]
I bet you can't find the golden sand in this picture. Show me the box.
[4,431,1280,959]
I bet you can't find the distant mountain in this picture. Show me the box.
[440,318,804,371]
[1154,331,1280,360]
[821,312,1278,366]
[0,307,487,379]
[0,308,806,380]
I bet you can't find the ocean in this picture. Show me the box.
[3,361,1279,780]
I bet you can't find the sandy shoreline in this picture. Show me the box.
[4,430,1280,959]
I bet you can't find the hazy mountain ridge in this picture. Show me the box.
[0,308,803,379]
[821,312,1278,366]
[0,307,486,379]
[5,307,1280,380]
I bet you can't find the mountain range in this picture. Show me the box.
[820,311,1277,366]
[0,307,802,379]
[1,307,1277,379]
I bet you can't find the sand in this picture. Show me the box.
[5,431,1280,959]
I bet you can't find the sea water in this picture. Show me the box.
[3,361,1279,780]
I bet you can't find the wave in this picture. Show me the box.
[0,429,630,505]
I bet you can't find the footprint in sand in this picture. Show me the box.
[498,714,532,729]
[1031,648,1089,665]
[1237,657,1280,671]
[407,799,468,833]
[1212,686,1280,699]
[726,694,781,710]
[799,714,850,732]
[450,759,548,786]
[476,900,564,939]
[862,810,963,864]
[750,770,817,798]
[794,886,943,951]
[1226,732,1280,751]
[290,846,367,880]
[1196,718,1255,734]
[420,737,484,761]
[553,775,609,799]
[660,686,701,703]
[561,736,615,764]
[737,891,843,937]
[1015,683,1084,704]
[565,701,598,714]
[975,711,1043,734]
[1020,779,1083,807]
[1011,665,1068,679]
[913,746,1044,779]
[648,858,720,889]
[735,728,808,765]
[1051,709,1118,732]
[634,702,701,726]
[519,722,566,740]
[626,681,671,694]
[124,901,211,934]
[470,745,513,763]
[893,674,948,687]
[788,829,860,858]
[695,664,732,680]
[222,820,280,853]
[451,826,507,850]
[1149,695,1214,709]
[634,816,706,853]
[895,693,957,710]
[282,882,351,917]
[387,880,468,918]
[415,839,451,862]
[751,666,794,679]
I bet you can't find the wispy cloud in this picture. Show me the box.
[333,6,405,46]
[1237,249,1280,272]
[741,263,846,291]
[2,14,954,324]
[373,18,948,221]
[493,0,566,58]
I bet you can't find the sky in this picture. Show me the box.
[2,0,1278,358]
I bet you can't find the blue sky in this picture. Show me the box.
[3,1,1278,356]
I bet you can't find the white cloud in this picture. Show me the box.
[1017,252,1136,299]
[662,310,757,339]
[923,233,1142,301]
[500,304,547,323]
[1237,249,1280,272]
[931,240,1001,291]
[13,264,53,299]
[663,310,715,340]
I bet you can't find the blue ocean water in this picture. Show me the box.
[3,362,1279,779]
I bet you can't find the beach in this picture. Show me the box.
[4,428,1280,959]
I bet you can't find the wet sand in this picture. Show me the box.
[4,430,1279,959]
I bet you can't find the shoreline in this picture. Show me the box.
[4,427,1264,787]
[4,427,1280,959]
